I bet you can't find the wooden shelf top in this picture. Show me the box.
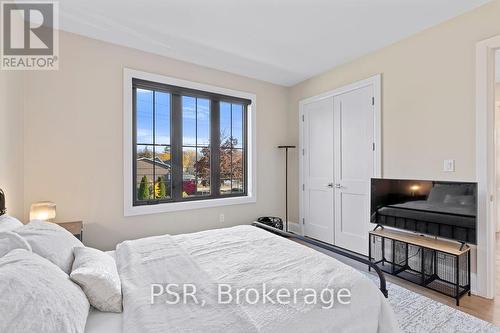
[55,221,82,235]
[370,228,470,256]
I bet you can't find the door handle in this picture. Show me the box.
[327,183,334,188]
[334,183,343,189]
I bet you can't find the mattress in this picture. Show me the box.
[85,308,122,333]
[388,200,475,217]
[378,201,476,229]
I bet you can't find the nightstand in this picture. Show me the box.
[56,221,83,241]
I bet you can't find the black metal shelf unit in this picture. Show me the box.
[369,231,471,306]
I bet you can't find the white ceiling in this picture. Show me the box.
[55,0,491,86]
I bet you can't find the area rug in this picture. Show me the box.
[364,273,500,333]
[296,239,499,332]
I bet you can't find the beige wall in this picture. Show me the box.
[23,31,289,250]
[287,0,500,223]
[0,71,24,219]
[16,0,500,249]
[496,82,500,231]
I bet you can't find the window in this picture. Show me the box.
[132,78,250,207]
[219,102,245,194]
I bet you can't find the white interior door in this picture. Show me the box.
[303,97,334,244]
[333,85,375,255]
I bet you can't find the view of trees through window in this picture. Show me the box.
[219,102,244,194]
[136,89,172,201]
[133,81,247,205]
[182,96,210,198]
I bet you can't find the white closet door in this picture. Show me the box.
[333,85,375,255]
[303,97,334,244]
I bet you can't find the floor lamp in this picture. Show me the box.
[278,145,296,232]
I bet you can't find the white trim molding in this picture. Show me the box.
[123,68,257,216]
[475,35,500,299]
[298,74,382,236]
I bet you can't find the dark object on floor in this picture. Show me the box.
[257,216,283,230]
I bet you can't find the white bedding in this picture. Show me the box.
[85,250,122,333]
[86,226,399,332]
[1,249,90,333]
[71,247,123,312]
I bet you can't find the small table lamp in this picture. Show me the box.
[30,201,56,222]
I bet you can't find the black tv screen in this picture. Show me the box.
[371,178,477,244]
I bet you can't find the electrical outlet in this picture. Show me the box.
[219,213,225,223]
[443,159,455,172]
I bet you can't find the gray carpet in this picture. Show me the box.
[365,273,500,333]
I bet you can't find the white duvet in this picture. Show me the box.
[115,225,400,333]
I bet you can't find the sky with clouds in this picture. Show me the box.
[136,89,243,150]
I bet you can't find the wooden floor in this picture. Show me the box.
[298,234,500,326]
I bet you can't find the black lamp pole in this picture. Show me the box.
[278,145,296,232]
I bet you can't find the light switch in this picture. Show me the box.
[443,159,455,172]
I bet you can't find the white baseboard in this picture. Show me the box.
[471,272,479,296]
[287,221,302,234]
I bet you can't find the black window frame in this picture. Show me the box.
[132,78,250,206]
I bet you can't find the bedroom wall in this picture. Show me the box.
[287,0,500,224]
[0,72,24,219]
[496,82,500,232]
[22,31,289,250]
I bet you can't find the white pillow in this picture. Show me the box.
[14,220,84,274]
[0,231,31,257]
[0,249,89,333]
[70,247,123,313]
[0,214,23,232]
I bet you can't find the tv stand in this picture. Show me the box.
[369,229,471,306]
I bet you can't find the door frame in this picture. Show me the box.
[298,74,382,236]
[475,35,500,299]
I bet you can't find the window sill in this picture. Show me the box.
[124,195,256,216]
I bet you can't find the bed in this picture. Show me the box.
[0,204,399,332]
[84,225,398,333]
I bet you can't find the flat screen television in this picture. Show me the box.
[371,178,477,244]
